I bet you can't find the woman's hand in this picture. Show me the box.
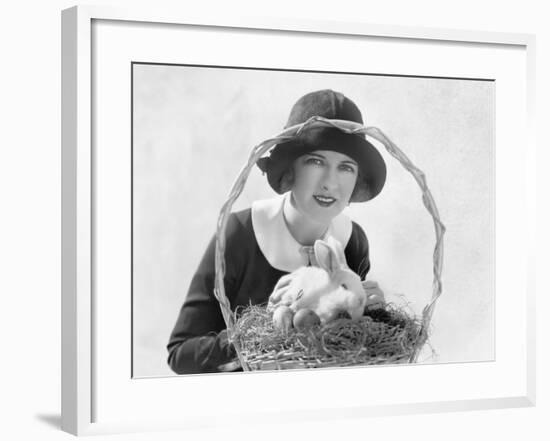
[215,330,242,372]
[217,359,241,372]
[362,280,385,309]
[267,273,305,310]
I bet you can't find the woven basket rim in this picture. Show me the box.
[213,117,446,371]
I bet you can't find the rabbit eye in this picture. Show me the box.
[341,283,348,290]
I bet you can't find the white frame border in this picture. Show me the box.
[61,5,536,436]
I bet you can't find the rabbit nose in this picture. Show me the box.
[334,310,351,320]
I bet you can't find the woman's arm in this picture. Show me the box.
[346,222,385,308]
[167,214,245,374]
[345,221,370,280]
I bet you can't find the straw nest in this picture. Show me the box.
[231,302,426,370]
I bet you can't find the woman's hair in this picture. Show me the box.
[279,167,295,193]
[350,170,369,201]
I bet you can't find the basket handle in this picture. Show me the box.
[213,117,446,369]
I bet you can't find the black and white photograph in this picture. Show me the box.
[131,64,494,377]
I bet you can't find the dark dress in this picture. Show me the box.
[167,203,370,374]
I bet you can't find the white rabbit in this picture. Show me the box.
[268,236,367,324]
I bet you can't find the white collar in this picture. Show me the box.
[251,193,352,272]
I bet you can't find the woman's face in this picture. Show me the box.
[289,150,359,224]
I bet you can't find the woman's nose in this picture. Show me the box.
[321,167,338,191]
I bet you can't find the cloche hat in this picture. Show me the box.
[256,89,386,202]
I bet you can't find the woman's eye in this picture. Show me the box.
[339,164,357,173]
[341,283,348,289]
[305,157,323,166]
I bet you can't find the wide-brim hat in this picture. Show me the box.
[256,89,386,203]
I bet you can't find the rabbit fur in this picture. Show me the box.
[268,236,367,324]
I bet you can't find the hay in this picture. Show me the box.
[231,303,425,370]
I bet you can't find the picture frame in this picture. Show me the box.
[62,5,536,436]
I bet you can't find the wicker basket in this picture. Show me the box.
[213,117,445,371]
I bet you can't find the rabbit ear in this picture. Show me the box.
[326,236,349,268]
[314,240,341,274]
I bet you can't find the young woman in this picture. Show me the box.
[167,89,386,374]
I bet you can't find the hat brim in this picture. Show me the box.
[257,127,386,203]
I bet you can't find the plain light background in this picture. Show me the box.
[133,65,494,377]
[0,0,547,440]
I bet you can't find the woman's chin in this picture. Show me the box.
[305,205,341,223]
